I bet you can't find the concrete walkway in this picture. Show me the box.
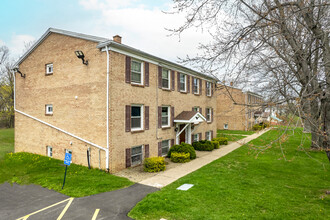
[139,128,270,188]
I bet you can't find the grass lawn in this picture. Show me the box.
[0,128,14,160]
[0,129,133,197]
[218,129,255,135]
[129,128,330,219]
[217,133,246,142]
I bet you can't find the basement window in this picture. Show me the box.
[192,134,199,143]
[47,146,53,157]
[131,145,143,166]
[45,104,53,115]
[161,140,170,156]
[46,63,53,75]
[206,131,211,141]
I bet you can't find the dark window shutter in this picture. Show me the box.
[125,105,131,132]
[205,131,207,140]
[199,133,202,140]
[171,71,175,91]
[191,134,194,143]
[158,66,162,88]
[191,77,194,93]
[145,144,149,158]
[192,107,194,111]
[158,106,162,128]
[187,75,190,93]
[200,79,202,95]
[145,106,149,130]
[171,139,174,147]
[158,142,162,156]
[145,62,149,87]
[125,148,131,168]
[125,56,131,84]
[177,72,180,91]
[211,108,214,123]
[205,81,208,96]
[200,108,202,115]
[171,106,174,127]
[211,131,214,140]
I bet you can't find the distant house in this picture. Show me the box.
[216,83,264,131]
[13,28,217,172]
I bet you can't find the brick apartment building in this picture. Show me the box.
[216,83,263,131]
[13,28,217,172]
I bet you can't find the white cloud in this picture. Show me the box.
[79,0,213,66]
[8,34,36,60]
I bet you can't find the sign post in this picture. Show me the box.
[62,153,72,189]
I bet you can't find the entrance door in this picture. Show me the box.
[179,124,186,144]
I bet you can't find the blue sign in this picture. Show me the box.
[64,153,72,166]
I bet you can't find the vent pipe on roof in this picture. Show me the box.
[113,35,122,44]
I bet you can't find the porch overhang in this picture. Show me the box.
[174,111,207,124]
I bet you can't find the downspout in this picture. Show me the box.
[105,46,110,172]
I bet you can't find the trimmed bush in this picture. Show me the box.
[171,152,190,163]
[252,124,263,131]
[213,137,228,145]
[192,140,214,151]
[211,141,220,149]
[144,157,166,172]
[167,142,196,159]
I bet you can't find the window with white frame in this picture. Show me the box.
[192,134,199,143]
[192,107,200,112]
[131,105,143,130]
[47,146,53,157]
[161,106,170,127]
[45,104,53,115]
[206,82,211,96]
[46,63,53,75]
[65,149,72,154]
[131,145,143,166]
[131,60,143,84]
[193,78,199,94]
[224,123,228,129]
[161,140,170,156]
[206,131,211,141]
[179,73,186,92]
[206,108,211,122]
[162,68,170,89]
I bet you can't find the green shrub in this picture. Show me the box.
[213,137,228,145]
[252,124,263,131]
[192,140,214,151]
[144,157,166,172]
[170,152,190,163]
[167,142,196,159]
[211,141,220,149]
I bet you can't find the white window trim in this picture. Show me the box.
[192,134,199,142]
[193,78,200,94]
[131,59,144,85]
[45,104,53,115]
[46,63,53,75]
[179,73,187,92]
[224,123,228,130]
[47,146,52,157]
[206,82,212,96]
[131,104,144,131]
[206,108,211,122]
[206,131,212,141]
[161,106,170,128]
[131,145,143,166]
[162,69,171,89]
[161,140,170,156]
[65,149,72,154]
[193,106,200,112]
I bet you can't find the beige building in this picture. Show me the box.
[216,84,263,131]
[13,28,217,173]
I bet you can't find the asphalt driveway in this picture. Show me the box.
[0,182,158,219]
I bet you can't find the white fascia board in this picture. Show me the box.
[100,44,217,82]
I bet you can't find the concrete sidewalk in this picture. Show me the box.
[139,128,270,188]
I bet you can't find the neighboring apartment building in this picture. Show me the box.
[13,28,217,173]
[216,83,263,131]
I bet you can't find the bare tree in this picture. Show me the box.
[169,0,330,161]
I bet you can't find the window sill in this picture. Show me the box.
[45,73,53,76]
[131,83,144,88]
[161,126,171,130]
[207,121,212,124]
[131,129,144,134]
[194,93,200,96]
[206,95,212,98]
[45,114,53,116]
[180,91,187,94]
[161,88,171,91]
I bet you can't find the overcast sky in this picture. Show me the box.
[1,0,212,68]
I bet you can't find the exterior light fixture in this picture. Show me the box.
[13,68,26,78]
[75,51,88,65]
